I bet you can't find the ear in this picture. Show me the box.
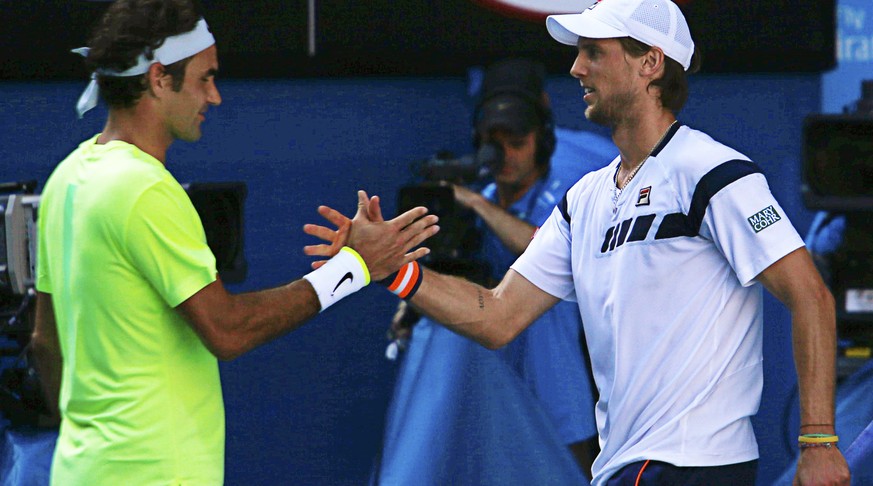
[640,47,666,78]
[146,63,171,96]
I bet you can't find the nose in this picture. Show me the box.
[499,141,518,162]
[570,54,587,80]
[208,81,222,106]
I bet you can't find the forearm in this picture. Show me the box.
[759,249,850,484]
[407,268,553,349]
[226,281,322,357]
[791,287,853,484]
[757,249,839,429]
[468,197,537,255]
[178,278,321,361]
[31,293,61,420]
[408,269,503,348]
[791,285,838,432]
[30,345,62,420]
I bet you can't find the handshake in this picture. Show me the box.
[300,190,440,312]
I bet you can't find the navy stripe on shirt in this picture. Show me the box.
[559,190,571,223]
[655,159,764,239]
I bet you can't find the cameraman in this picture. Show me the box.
[375,59,617,484]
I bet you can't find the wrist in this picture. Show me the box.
[798,433,839,451]
[379,261,423,300]
[798,433,839,442]
[799,423,835,434]
[799,442,840,452]
[303,247,370,312]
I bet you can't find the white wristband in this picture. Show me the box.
[303,247,370,312]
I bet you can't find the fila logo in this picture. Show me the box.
[747,205,782,233]
[636,186,651,206]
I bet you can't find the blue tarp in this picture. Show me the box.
[0,424,56,486]
[773,360,873,485]
[370,319,589,486]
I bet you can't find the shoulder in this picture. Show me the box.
[659,125,753,179]
[651,125,765,202]
[42,136,100,195]
[567,160,615,195]
[557,161,616,222]
[102,143,181,198]
[68,139,185,215]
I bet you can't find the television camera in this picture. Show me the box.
[397,142,504,284]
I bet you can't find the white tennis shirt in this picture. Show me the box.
[511,124,804,485]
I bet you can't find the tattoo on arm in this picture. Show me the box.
[477,289,485,310]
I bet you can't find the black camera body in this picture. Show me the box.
[802,114,873,211]
[398,144,504,284]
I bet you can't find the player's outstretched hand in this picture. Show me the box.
[303,206,352,269]
[303,191,387,267]
[304,190,439,281]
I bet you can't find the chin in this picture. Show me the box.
[177,131,203,143]
[494,173,515,185]
[585,108,611,128]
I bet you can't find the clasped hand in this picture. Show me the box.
[302,190,439,282]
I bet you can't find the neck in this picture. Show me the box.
[613,111,676,170]
[98,105,172,164]
[497,169,543,208]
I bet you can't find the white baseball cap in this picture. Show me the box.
[546,0,695,71]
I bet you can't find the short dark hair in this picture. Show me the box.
[85,0,201,110]
[618,37,701,113]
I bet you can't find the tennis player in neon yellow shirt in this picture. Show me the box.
[31,1,438,484]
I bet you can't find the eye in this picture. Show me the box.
[507,138,528,150]
[578,42,599,60]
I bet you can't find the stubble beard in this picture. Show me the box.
[584,92,635,129]
[172,122,203,143]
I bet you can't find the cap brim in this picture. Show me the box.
[476,95,538,135]
[546,13,628,46]
[478,114,532,135]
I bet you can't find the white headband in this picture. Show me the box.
[73,18,215,118]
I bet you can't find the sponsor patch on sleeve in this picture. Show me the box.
[747,205,782,233]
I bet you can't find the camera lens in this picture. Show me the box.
[476,143,504,174]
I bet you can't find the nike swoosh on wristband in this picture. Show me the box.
[331,272,354,296]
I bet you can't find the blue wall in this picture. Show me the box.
[0,71,821,485]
